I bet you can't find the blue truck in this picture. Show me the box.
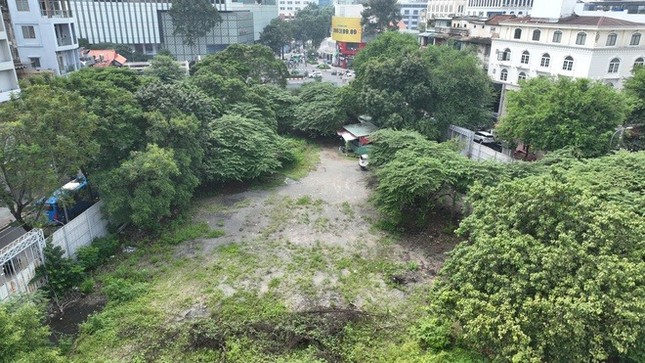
[43,175,94,225]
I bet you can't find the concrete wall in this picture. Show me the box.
[51,201,108,259]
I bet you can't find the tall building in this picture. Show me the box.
[0,10,19,102]
[426,0,466,19]
[278,0,317,18]
[399,0,428,30]
[465,0,534,17]
[70,0,278,57]
[6,0,81,75]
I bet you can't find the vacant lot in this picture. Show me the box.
[68,146,464,362]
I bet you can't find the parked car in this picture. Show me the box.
[474,131,495,144]
[331,70,338,76]
[308,70,321,78]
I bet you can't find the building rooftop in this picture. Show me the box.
[500,14,645,27]
[85,50,127,67]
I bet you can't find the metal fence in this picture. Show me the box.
[0,201,108,301]
[447,125,513,163]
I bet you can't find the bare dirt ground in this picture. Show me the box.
[191,146,458,310]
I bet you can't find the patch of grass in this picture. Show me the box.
[280,139,321,181]
[340,201,355,218]
[206,229,225,239]
[295,195,313,205]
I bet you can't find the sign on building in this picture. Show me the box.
[331,17,362,43]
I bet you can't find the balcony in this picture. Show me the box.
[40,1,73,18]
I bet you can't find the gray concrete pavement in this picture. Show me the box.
[287,62,353,88]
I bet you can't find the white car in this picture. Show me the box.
[308,71,321,78]
[474,131,495,144]
[358,154,369,170]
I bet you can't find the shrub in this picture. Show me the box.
[102,278,148,303]
[413,316,452,351]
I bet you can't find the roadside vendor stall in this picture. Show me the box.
[336,120,378,154]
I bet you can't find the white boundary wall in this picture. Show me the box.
[51,201,108,259]
[0,201,108,301]
[448,125,513,163]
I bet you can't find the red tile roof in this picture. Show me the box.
[86,49,127,67]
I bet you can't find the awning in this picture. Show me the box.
[337,130,358,142]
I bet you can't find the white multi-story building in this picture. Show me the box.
[7,0,81,75]
[278,0,316,18]
[465,0,534,17]
[0,11,19,102]
[488,0,645,114]
[426,0,466,19]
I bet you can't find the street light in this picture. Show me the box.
[609,126,634,150]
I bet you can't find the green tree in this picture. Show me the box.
[292,82,345,136]
[0,297,64,363]
[99,144,182,231]
[203,114,291,183]
[291,5,333,49]
[33,242,84,308]
[361,0,402,34]
[192,44,290,87]
[0,85,99,229]
[168,0,222,59]
[431,152,645,362]
[371,132,474,226]
[259,18,292,58]
[349,45,492,139]
[145,54,185,83]
[352,32,418,72]
[622,67,645,151]
[497,77,629,157]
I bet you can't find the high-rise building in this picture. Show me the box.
[426,0,466,19]
[6,0,81,75]
[277,0,317,18]
[465,0,534,17]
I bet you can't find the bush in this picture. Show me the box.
[80,278,95,294]
[102,278,148,303]
[317,64,330,70]
[413,317,452,351]
[76,235,119,271]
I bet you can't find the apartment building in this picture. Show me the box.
[465,0,534,17]
[0,10,19,102]
[400,0,429,30]
[7,0,80,75]
[278,0,317,18]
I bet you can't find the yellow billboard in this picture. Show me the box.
[331,17,362,43]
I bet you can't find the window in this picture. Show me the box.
[608,58,620,73]
[514,28,522,39]
[540,53,550,67]
[631,33,641,46]
[520,50,530,64]
[552,31,562,43]
[606,33,617,46]
[532,29,541,41]
[29,57,40,68]
[563,56,574,71]
[21,26,36,39]
[576,32,586,45]
[634,57,644,68]
[498,48,511,61]
[404,10,409,14]
[500,69,508,81]
[413,10,418,15]
[518,72,527,81]
[16,0,29,11]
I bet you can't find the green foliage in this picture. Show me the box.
[0,297,63,363]
[99,144,183,231]
[291,5,333,48]
[103,278,148,304]
[372,139,472,226]
[251,84,299,132]
[350,45,492,139]
[192,44,289,87]
[34,242,84,299]
[144,54,185,83]
[168,0,222,48]
[352,32,418,72]
[204,114,291,183]
[622,67,645,151]
[0,84,99,228]
[292,82,345,136]
[432,152,645,362]
[259,18,292,55]
[369,129,433,168]
[361,0,402,34]
[497,77,629,157]
[76,235,120,271]
[413,317,453,351]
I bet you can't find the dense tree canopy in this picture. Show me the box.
[291,5,333,48]
[497,77,629,157]
[145,54,185,83]
[349,42,492,139]
[292,82,346,136]
[623,66,645,150]
[431,151,645,362]
[191,44,289,87]
[352,32,418,72]
[0,85,98,229]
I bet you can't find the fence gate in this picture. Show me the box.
[0,229,46,301]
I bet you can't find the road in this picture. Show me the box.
[286,62,353,89]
